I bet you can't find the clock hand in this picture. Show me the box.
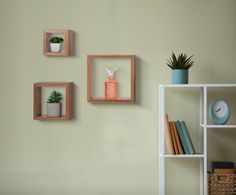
[216,108,221,112]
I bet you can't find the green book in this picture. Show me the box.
[180,121,195,154]
[175,120,190,154]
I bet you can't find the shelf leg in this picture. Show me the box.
[159,86,165,195]
[199,87,204,195]
[203,87,208,195]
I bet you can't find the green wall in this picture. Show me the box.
[0,0,236,194]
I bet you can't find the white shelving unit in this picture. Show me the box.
[158,84,236,195]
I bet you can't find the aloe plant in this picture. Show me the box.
[47,90,63,103]
[50,36,64,43]
[167,52,194,69]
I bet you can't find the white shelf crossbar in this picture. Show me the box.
[164,154,205,158]
[200,124,236,128]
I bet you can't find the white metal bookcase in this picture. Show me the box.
[158,84,236,195]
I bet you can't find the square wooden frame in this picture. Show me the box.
[34,82,73,120]
[87,55,136,103]
[43,29,73,56]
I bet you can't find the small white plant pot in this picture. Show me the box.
[50,43,62,52]
[46,103,61,117]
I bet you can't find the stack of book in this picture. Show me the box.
[164,113,195,155]
[212,161,235,174]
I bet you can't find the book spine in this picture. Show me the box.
[169,121,179,154]
[175,120,189,154]
[171,121,183,154]
[164,114,174,154]
[180,121,195,154]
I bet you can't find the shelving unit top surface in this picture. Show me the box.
[159,84,236,88]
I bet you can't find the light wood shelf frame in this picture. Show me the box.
[34,82,73,121]
[43,29,73,56]
[87,55,136,103]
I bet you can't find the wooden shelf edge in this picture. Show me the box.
[34,115,71,121]
[34,82,73,87]
[44,29,72,33]
[87,55,136,58]
[44,52,69,56]
[88,98,135,103]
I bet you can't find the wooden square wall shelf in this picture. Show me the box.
[34,82,73,121]
[43,29,73,56]
[87,55,136,103]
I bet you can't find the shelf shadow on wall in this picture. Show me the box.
[72,83,79,121]
[135,56,142,106]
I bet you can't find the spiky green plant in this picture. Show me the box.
[50,36,64,43]
[47,90,63,103]
[166,52,194,69]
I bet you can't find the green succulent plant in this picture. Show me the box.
[50,36,64,43]
[47,90,63,103]
[167,52,194,69]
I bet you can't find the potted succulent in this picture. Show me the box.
[46,90,63,117]
[50,36,64,52]
[166,52,194,84]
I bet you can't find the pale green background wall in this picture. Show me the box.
[0,0,236,195]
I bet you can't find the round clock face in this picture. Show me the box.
[209,99,230,125]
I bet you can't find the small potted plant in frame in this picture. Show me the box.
[50,36,64,52]
[166,52,194,84]
[46,90,63,117]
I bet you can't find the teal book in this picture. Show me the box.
[180,121,195,154]
[175,120,190,154]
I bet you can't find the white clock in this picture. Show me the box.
[209,99,230,125]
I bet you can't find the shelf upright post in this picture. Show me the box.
[203,86,208,195]
[159,85,165,195]
[199,87,204,195]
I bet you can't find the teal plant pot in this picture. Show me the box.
[172,69,188,84]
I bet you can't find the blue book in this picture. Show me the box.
[180,121,195,154]
[175,120,190,154]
